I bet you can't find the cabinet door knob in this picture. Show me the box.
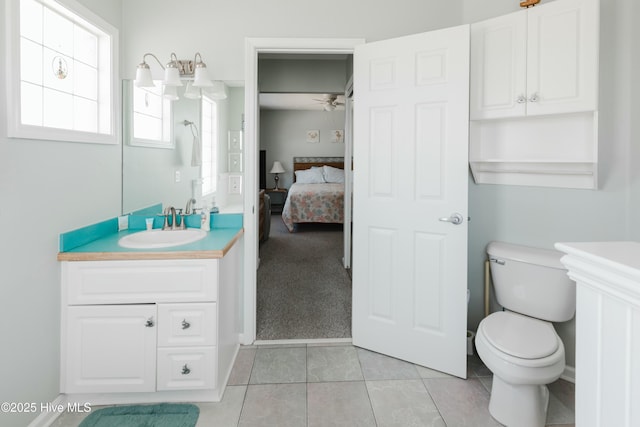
[516,95,526,104]
[528,92,539,102]
[145,317,155,328]
[181,364,191,375]
[181,319,191,329]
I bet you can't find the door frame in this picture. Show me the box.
[241,38,365,344]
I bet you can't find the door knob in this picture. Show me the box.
[439,213,464,225]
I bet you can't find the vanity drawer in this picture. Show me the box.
[158,303,216,347]
[63,259,218,304]
[156,347,216,391]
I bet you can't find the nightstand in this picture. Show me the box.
[265,188,288,213]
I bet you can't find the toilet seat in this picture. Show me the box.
[480,311,559,359]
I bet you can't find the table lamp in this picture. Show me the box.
[270,161,285,189]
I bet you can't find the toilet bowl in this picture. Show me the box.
[476,311,565,427]
[478,242,575,427]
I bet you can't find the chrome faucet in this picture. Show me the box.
[162,206,181,230]
[162,206,172,230]
[170,207,179,230]
[185,198,197,215]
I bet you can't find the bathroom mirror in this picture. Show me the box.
[121,80,245,215]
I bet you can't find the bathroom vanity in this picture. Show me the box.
[556,241,640,427]
[57,214,243,405]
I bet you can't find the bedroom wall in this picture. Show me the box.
[462,0,634,371]
[260,110,346,189]
[259,57,349,189]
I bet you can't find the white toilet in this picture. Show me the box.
[475,241,575,427]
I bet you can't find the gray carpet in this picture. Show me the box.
[256,216,352,340]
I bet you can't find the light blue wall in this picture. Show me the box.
[0,1,123,426]
[463,0,635,369]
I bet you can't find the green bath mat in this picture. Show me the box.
[78,403,199,427]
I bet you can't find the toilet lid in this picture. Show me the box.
[481,311,559,359]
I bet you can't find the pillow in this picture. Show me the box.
[323,165,345,183]
[295,167,326,184]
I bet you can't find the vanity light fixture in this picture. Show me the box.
[134,52,219,101]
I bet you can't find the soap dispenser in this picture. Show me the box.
[201,204,211,231]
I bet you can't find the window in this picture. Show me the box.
[201,95,218,196]
[130,82,173,148]
[6,0,118,143]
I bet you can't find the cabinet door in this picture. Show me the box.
[64,305,157,393]
[526,0,599,116]
[470,10,527,120]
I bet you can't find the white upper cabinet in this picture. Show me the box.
[471,11,527,120]
[470,0,599,120]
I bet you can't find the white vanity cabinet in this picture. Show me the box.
[60,243,241,404]
[470,0,599,120]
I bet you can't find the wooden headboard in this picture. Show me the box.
[292,156,344,181]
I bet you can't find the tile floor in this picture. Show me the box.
[54,342,575,427]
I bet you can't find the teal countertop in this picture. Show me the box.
[58,212,243,261]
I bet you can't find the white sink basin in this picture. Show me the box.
[118,229,207,249]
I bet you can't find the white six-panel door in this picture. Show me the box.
[352,25,470,378]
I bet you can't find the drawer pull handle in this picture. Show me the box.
[181,319,191,330]
[145,317,155,328]
[181,364,191,375]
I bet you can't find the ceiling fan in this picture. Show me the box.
[312,94,345,111]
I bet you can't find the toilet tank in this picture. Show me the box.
[487,241,576,322]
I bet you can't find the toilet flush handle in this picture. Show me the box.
[489,257,505,265]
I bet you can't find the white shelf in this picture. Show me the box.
[469,112,598,189]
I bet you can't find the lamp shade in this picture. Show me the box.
[162,84,179,101]
[203,81,228,100]
[193,64,214,87]
[163,65,183,87]
[270,161,285,174]
[134,64,155,87]
[183,81,201,99]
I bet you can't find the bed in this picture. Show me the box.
[281,157,346,232]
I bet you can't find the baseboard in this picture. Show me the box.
[561,365,575,383]
[254,338,353,346]
[27,395,66,427]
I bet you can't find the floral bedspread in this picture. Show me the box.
[281,183,345,231]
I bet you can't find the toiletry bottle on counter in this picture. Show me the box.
[201,206,210,231]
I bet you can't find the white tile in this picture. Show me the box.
[307,381,375,427]
[367,379,445,427]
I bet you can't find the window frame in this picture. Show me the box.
[5,0,119,144]
[200,94,218,197]
[125,81,174,149]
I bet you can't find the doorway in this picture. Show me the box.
[254,55,355,341]
[244,31,469,378]
[243,39,363,344]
